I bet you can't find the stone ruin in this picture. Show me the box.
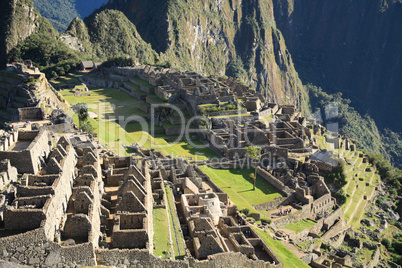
[206,104,312,161]
[101,155,152,250]
[0,130,51,174]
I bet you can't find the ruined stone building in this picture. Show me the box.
[62,146,103,247]
[101,155,153,250]
[0,130,51,174]
[206,104,312,160]
[177,167,281,266]
[3,136,76,242]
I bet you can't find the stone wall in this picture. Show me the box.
[0,159,17,190]
[95,248,186,268]
[0,228,96,267]
[257,167,292,196]
[40,123,71,133]
[4,209,46,230]
[190,251,282,268]
[321,219,346,242]
[253,196,293,211]
[273,208,309,228]
[112,230,148,249]
[18,107,44,121]
[26,130,51,174]
[0,130,51,174]
[95,249,283,268]
[164,125,185,136]
[207,109,248,117]
[311,194,333,215]
[367,247,381,268]
[323,207,342,229]
[308,219,324,237]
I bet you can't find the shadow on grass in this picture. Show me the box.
[228,168,285,197]
[180,142,218,159]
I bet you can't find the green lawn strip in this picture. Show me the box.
[260,115,273,122]
[163,121,182,129]
[350,198,368,227]
[125,81,141,90]
[153,207,173,259]
[125,82,148,96]
[199,166,283,215]
[200,167,257,214]
[211,113,250,118]
[372,174,380,186]
[160,140,217,161]
[344,184,364,222]
[345,180,356,196]
[165,186,186,259]
[131,77,153,87]
[253,227,310,268]
[282,219,316,234]
[351,153,360,164]
[147,93,165,103]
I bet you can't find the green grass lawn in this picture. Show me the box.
[50,73,83,87]
[147,94,164,103]
[211,112,251,118]
[153,207,172,259]
[260,115,273,122]
[60,85,217,159]
[165,186,186,259]
[253,227,310,268]
[199,166,283,218]
[282,219,316,233]
[131,77,153,87]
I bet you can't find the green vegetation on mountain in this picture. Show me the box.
[32,0,107,32]
[32,0,79,32]
[368,153,402,195]
[4,2,160,78]
[101,0,308,110]
[7,14,82,78]
[0,0,39,67]
[307,84,391,161]
[83,10,159,64]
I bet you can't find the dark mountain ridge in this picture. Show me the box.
[273,0,402,133]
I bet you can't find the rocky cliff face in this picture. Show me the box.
[102,0,308,108]
[0,0,40,67]
[273,0,402,132]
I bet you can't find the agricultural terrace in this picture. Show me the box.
[340,148,380,227]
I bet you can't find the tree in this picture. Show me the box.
[226,57,246,79]
[246,146,261,190]
[250,173,256,191]
[78,105,89,122]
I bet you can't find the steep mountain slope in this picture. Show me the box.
[273,0,402,132]
[81,10,159,64]
[101,0,309,109]
[0,0,40,68]
[32,0,107,31]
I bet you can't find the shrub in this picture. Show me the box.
[79,120,93,134]
[242,208,250,216]
[325,160,347,188]
[382,238,392,249]
[226,57,246,79]
[333,189,347,205]
[261,217,272,225]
